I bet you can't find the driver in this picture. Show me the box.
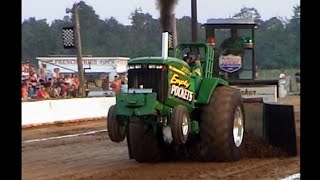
[220,28,245,56]
[183,52,203,77]
[183,52,203,93]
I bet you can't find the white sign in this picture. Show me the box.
[36,57,129,73]
[52,59,109,65]
[231,85,277,103]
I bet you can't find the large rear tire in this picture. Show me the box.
[127,117,167,163]
[107,105,126,142]
[199,86,245,162]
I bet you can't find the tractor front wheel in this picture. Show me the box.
[127,117,167,162]
[107,105,126,142]
[171,105,190,145]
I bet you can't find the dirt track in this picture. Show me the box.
[22,96,300,180]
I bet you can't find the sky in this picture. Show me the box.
[22,0,300,25]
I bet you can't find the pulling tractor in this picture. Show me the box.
[107,17,298,162]
[107,31,247,162]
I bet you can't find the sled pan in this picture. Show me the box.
[243,98,297,156]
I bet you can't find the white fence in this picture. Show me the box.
[22,76,300,127]
[22,97,115,126]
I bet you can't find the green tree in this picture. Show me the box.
[21,1,300,70]
[22,18,56,65]
[50,16,74,55]
[233,7,261,21]
[286,5,300,68]
[77,1,106,56]
[128,8,162,57]
[102,17,130,56]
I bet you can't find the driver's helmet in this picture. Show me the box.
[183,52,195,65]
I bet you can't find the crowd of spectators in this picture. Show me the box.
[21,61,80,101]
[21,61,129,101]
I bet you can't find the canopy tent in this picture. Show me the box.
[36,57,129,74]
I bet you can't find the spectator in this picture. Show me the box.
[70,73,76,84]
[24,80,33,98]
[110,75,121,94]
[38,78,46,86]
[36,86,50,100]
[38,68,46,82]
[29,71,38,82]
[73,76,79,90]
[53,68,61,79]
[46,70,54,81]
[22,83,28,101]
[45,78,58,98]
[121,80,128,93]
[102,76,109,91]
[278,69,287,86]
[68,84,77,97]
[53,79,62,97]
[22,66,29,80]
[30,78,38,95]
[60,79,69,97]
[278,69,287,97]
[66,74,73,85]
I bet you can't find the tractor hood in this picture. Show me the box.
[128,57,191,75]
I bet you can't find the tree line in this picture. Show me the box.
[22,1,300,69]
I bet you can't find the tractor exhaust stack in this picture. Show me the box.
[162,32,169,59]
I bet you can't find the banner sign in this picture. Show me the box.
[219,55,242,73]
[231,85,278,103]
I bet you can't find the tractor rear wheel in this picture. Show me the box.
[127,117,167,162]
[171,105,190,145]
[107,105,126,142]
[199,86,245,162]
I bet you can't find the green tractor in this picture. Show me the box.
[107,32,246,162]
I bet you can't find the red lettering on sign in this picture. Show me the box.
[53,60,101,64]
[221,58,241,65]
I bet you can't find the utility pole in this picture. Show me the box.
[72,3,85,97]
[191,0,198,42]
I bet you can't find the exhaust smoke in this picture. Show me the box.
[156,0,178,32]
[157,0,179,59]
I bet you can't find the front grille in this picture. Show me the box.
[128,67,168,102]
